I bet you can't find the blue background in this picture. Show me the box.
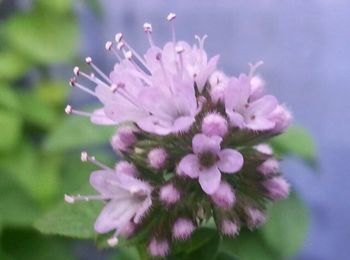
[75,1,350,259]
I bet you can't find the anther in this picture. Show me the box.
[65,105,72,114]
[64,194,75,203]
[81,151,88,162]
[73,66,80,76]
[105,41,113,51]
[167,13,176,21]
[85,56,92,64]
[175,45,184,53]
[117,42,125,50]
[125,51,133,60]
[143,23,152,33]
[107,236,119,247]
[115,33,123,43]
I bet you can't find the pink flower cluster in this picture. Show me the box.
[65,13,291,257]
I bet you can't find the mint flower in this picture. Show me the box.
[65,13,292,256]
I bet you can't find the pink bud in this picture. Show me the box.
[254,144,273,155]
[115,161,138,177]
[221,219,239,237]
[202,113,228,137]
[148,238,170,257]
[269,105,292,133]
[264,177,290,200]
[172,218,195,240]
[159,184,180,205]
[111,127,137,152]
[245,207,266,229]
[257,158,279,176]
[148,148,168,170]
[211,182,235,209]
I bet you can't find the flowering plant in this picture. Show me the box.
[62,13,294,258]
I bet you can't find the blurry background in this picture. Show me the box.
[0,0,348,259]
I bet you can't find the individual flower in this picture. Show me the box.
[210,181,236,209]
[148,237,170,257]
[263,177,290,200]
[65,153,152,245]
[245,207,266,229]
[148,148,168,170]
[159,183,180,205]
[224,67,279,131]
[172,218,195,240]
[221,219,239,237]
[111,126,137,152]
[201,113,228,137]
[178,134,243,194]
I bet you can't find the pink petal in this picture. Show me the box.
[192,134,222,155]
[172,116,195,133]
[90,108,116,125]
[178,154,200,178]
[198,166,221,195]
[246,117,276,131]
[90,170,127,196]
[134,197,152,224]
[248,95,278,116]
[226,110,245,128]
[218,149,244,174]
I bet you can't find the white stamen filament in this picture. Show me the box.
[65,194,109,203]
[85,57,112,84]
[123,41,151,73]
[143,22,155,47]
[156,53,174,95]
[70,78,96,97]
[249,61,264,78]
[167,13,177,44]
[81,151,112,170]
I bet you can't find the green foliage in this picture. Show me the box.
[44,115,116,152]
[0,51,29,81]
[271,125,316,166]
[35,185,103,239]
[261,193,309,258]
[4,8,77,64]
[0,84,20,111]
[0,110,22,151]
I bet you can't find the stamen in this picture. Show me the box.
[69,77,96,96]
[115,32,123,43]
[64,194,75,203]
[195,35,208,64]
[80,151,112,170]
[85,56,112,84]
[167,13,177,45]
[249,61,264,78]
[176,45,185,72]
[105,41,122,61]
[64,194,109,203]
[156,53,174,94]
[73,66,80,76]
[65,105,72,114]
[123,41,151,73]
[107,236,118,247]
[143,22,155,47]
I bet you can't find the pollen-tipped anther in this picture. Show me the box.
[105,41,113,51]
[64,105,72,114]
[73,66,80,76]
[64,194,75,203]
[143,23,152,33]
[81,151,88,162]
[167,13,176,21]
[115,33,123,43]
[85,56,92,64]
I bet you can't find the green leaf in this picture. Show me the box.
[0,84,20,111]
[110,247,140,260]
[270,125,316,165]
[35,185,103,239]
[4,8,77,64]
[215,251,238,260]
[171,228,220,260]
[0,110,22,151]
[0,51,29,81]
[35,81,68,107]
[0,173,40,227]
[18,93,60,130]
[261,193,309,258]
[44,115,115,152]
[35,0,73,14]
[1,229,74,260]
[0,143,61,205]
[220,230,278,260]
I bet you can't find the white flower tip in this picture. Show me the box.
[81,151,88,162]
[73,66,80,76]
[115,33,123,43]
[69,77,76,87]
[107,236,118,247]
[167,13,176,21]
[85,56,92,64]
[125,51,133,60]
[105,41,113,50]
[117,42,124,50]
[143,22,152,32]
[64,105,72,114]
[64,194,75,203]
[175,45,184,53]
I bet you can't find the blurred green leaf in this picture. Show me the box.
[44,115,115,152]
[0,143,61,205]
[110,247,140,260]
[36,0,72,14]
[35,185,103,239]
[0,110,22,151]
[18,93,60,130]
[0,51,28,81]
[261,193,309,258]
[220,230,278,260]
[4,8,77,64]
[0,84,20,111]
[2,228,74,260]
[214,251,238,260]
[171,228,220,260]
[0,173,39,227]
[270,125,316,165]
[35,81,68,107]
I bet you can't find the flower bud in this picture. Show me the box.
[172,218,195,240]
[257,158,279,176]
[221,219,239,237]
[148,238,170,257]
[264,177,290,200]
[211,182,235,209]
[245,207,266,229]
[148,148,168,170]
[115,161,138,177]
[159,183,180,205]
[111,126,137,152]
[202,113,228,137]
